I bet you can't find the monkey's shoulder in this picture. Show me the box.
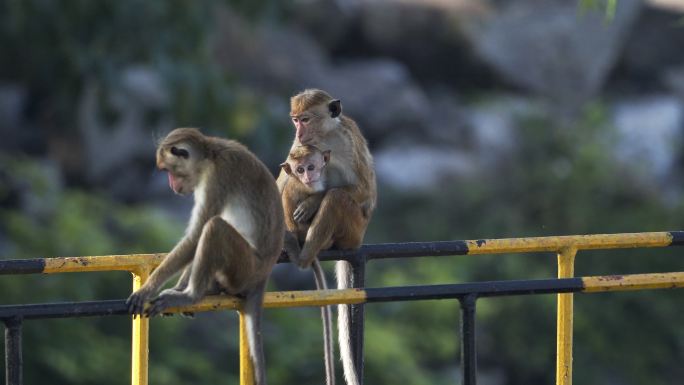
[324,161,358,187]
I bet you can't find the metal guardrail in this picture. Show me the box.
[1,231,684,385]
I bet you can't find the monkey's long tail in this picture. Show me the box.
[336,260,360,385]
[243,281,267,385]
[313,260,336,385]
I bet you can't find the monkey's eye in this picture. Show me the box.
[300,117,310,123]
[170,146,189,159]
[296,166,305,174]
[307,164,315,171]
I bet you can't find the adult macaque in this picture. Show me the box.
[126,127,284,385]
[278,89,377,385]
[280,145,335,385]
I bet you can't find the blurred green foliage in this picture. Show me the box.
[580,0,618,20]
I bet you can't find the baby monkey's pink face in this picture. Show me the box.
[156,142,203,196]
[293,154,324,185]
[281,148,330,190]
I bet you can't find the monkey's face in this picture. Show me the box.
[156,142,203,196]
[290,102,339,145]
[289,151,329,192]
[295,161,322,186]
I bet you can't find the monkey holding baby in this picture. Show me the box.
[126,127,284,385]
[279,89,377,385]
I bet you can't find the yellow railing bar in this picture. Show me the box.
[556,247,577,385]
[165,289,367,314]
[131,267,151,385]
[583,272,684,292]
[117,272,683,315]
[33,231,678,275]
[239,311,254,385]
[465,232,673,254]
[43,254,165,274]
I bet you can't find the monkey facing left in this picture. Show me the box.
[126,127,284,385]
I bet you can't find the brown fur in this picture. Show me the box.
[127,127,283,385]
[279,89,376,385]
[282,181,324,245]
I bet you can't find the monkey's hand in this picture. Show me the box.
[126,286,156,317]
[293,194,323,224]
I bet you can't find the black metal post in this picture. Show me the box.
[4,317,23,385]
[459,294,477,385]
[349,254,366,385]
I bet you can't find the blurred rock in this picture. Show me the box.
[610,4,684,91]
[612,95,684,185]
[375,144,474,190]
[375,94,542,191]
[467,0,642,111]
[214,7,327,91]
[313,59,432,142]
[665,66,684,99]
[77,67,172,202]
[0,84,39,153]
[291,0,499,90]
[463,95,541,156]
[213,5,440,144]
[0,84,26,129]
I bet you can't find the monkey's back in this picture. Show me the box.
[209,138,285,265]
[335,115,378,212]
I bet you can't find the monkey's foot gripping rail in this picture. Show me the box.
[2,231,684,385]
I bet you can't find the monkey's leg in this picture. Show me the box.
[146,216,253,316]
[283,230,302,264]
[172,265,192,291]
[299,189,365,268]
[126,238,196,315]
[282,179,301,231]
[313,259,336,385]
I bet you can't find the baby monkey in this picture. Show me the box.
[280,145,336,385]
[280,144,331,256]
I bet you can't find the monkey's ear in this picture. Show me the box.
[280,162,293,175]
[328,99,342,118]
[322,150,331,164]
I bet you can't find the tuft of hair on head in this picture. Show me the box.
[160,127,208,151]
[290,89,334,116]
[289,145,323,162]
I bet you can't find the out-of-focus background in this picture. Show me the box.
[2,0,684,384]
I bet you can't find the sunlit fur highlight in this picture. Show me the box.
[290,89,334,116]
